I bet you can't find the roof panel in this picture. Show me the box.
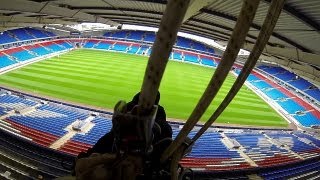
[286,0,320,23]
[50,0,111,7]
[105,0,165,12]
[194,13,236,29]
[122,11,162,19]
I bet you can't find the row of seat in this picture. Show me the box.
[83,40,218,67]
[1,124,319,179]
[1,90,320,174]
[258,65,320,102]
[0,128,73,179]
[260,159,320,179]
[0,27,56,45]
[240,70,320,128]
[0,40,73,70]
[103,30,215,55]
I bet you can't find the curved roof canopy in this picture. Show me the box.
[0,0,319,82]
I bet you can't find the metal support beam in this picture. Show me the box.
[188,19,260,42]
[263,0,320,31]
[243,43,320,67]
[0,15,76,25]
[182,0,213,22]
[200,9,312,53]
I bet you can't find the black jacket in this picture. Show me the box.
[82,92,172,156]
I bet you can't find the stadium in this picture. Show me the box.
[0,0,319,179]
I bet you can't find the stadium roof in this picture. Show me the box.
[0,0,319,82]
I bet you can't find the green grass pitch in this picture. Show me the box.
[0,49,287,127]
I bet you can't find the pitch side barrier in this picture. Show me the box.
[60,36,221,58]
[0,49,70,75]
[0,36,58,49]
[0,86,291,132]
[0,86,113,116]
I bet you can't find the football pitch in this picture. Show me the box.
[0,49,287,127]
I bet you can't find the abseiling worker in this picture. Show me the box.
[78,91,172,156]
[73,91,173,179]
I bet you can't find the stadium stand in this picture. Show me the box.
[82,37,218,67]
[200,55,216,67]
[111,43,129,52]
[127,45,140,54]
[0,28,55,45]
[137,45,150,55]
[0,89,319,179]
[183,52,199,63]
[1,29,318,131]
[71,116,112,146]
[0,128,74,179]
[127,31,144,41]
[103,30,216,56]
[172,50,183,61]
[0,55,16,68]
[236,67,320,126]
[258,65,320,102]
[0,32,17,44]
[0,37,73,71]
[55,34,319,130]
[176,37,192,48]
[26,28,52,39]
[144,32,156,42]
[0,28,319,179]
[110,31,128,39]
[233,69,320,128]
[305,89,320,102]
[95,41,112,50]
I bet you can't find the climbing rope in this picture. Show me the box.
[191,0,286,143]
[161,0,261,163]
[138,0,191,114]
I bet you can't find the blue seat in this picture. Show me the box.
[31,47,51,56]
[46,44,65,52]
[294,113,320,127]
[9,28,34,41]
[176,37,192,48]
[144,32,156,42]
[184,54,199,63]
[8,104,89,137]
[274,71,296,81]
[84,41,96,48]
[111,31,128,39]
[0,32,17,44]
[0,55,16,68]
[290,79,313,90]
[127,31,144,41]
[127,46,139,54]
[26,28,50,39]
[72,117,112,145]
[193,42,206,52]
[201,57,216,67]
[95,42,112,50]
[277,99,305,114]
[12,51,36,61]
[136,46,149,55]
[111,44,128,52]
[264,89,287,100]
[173,52,182,60]
[305,89,320,101]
